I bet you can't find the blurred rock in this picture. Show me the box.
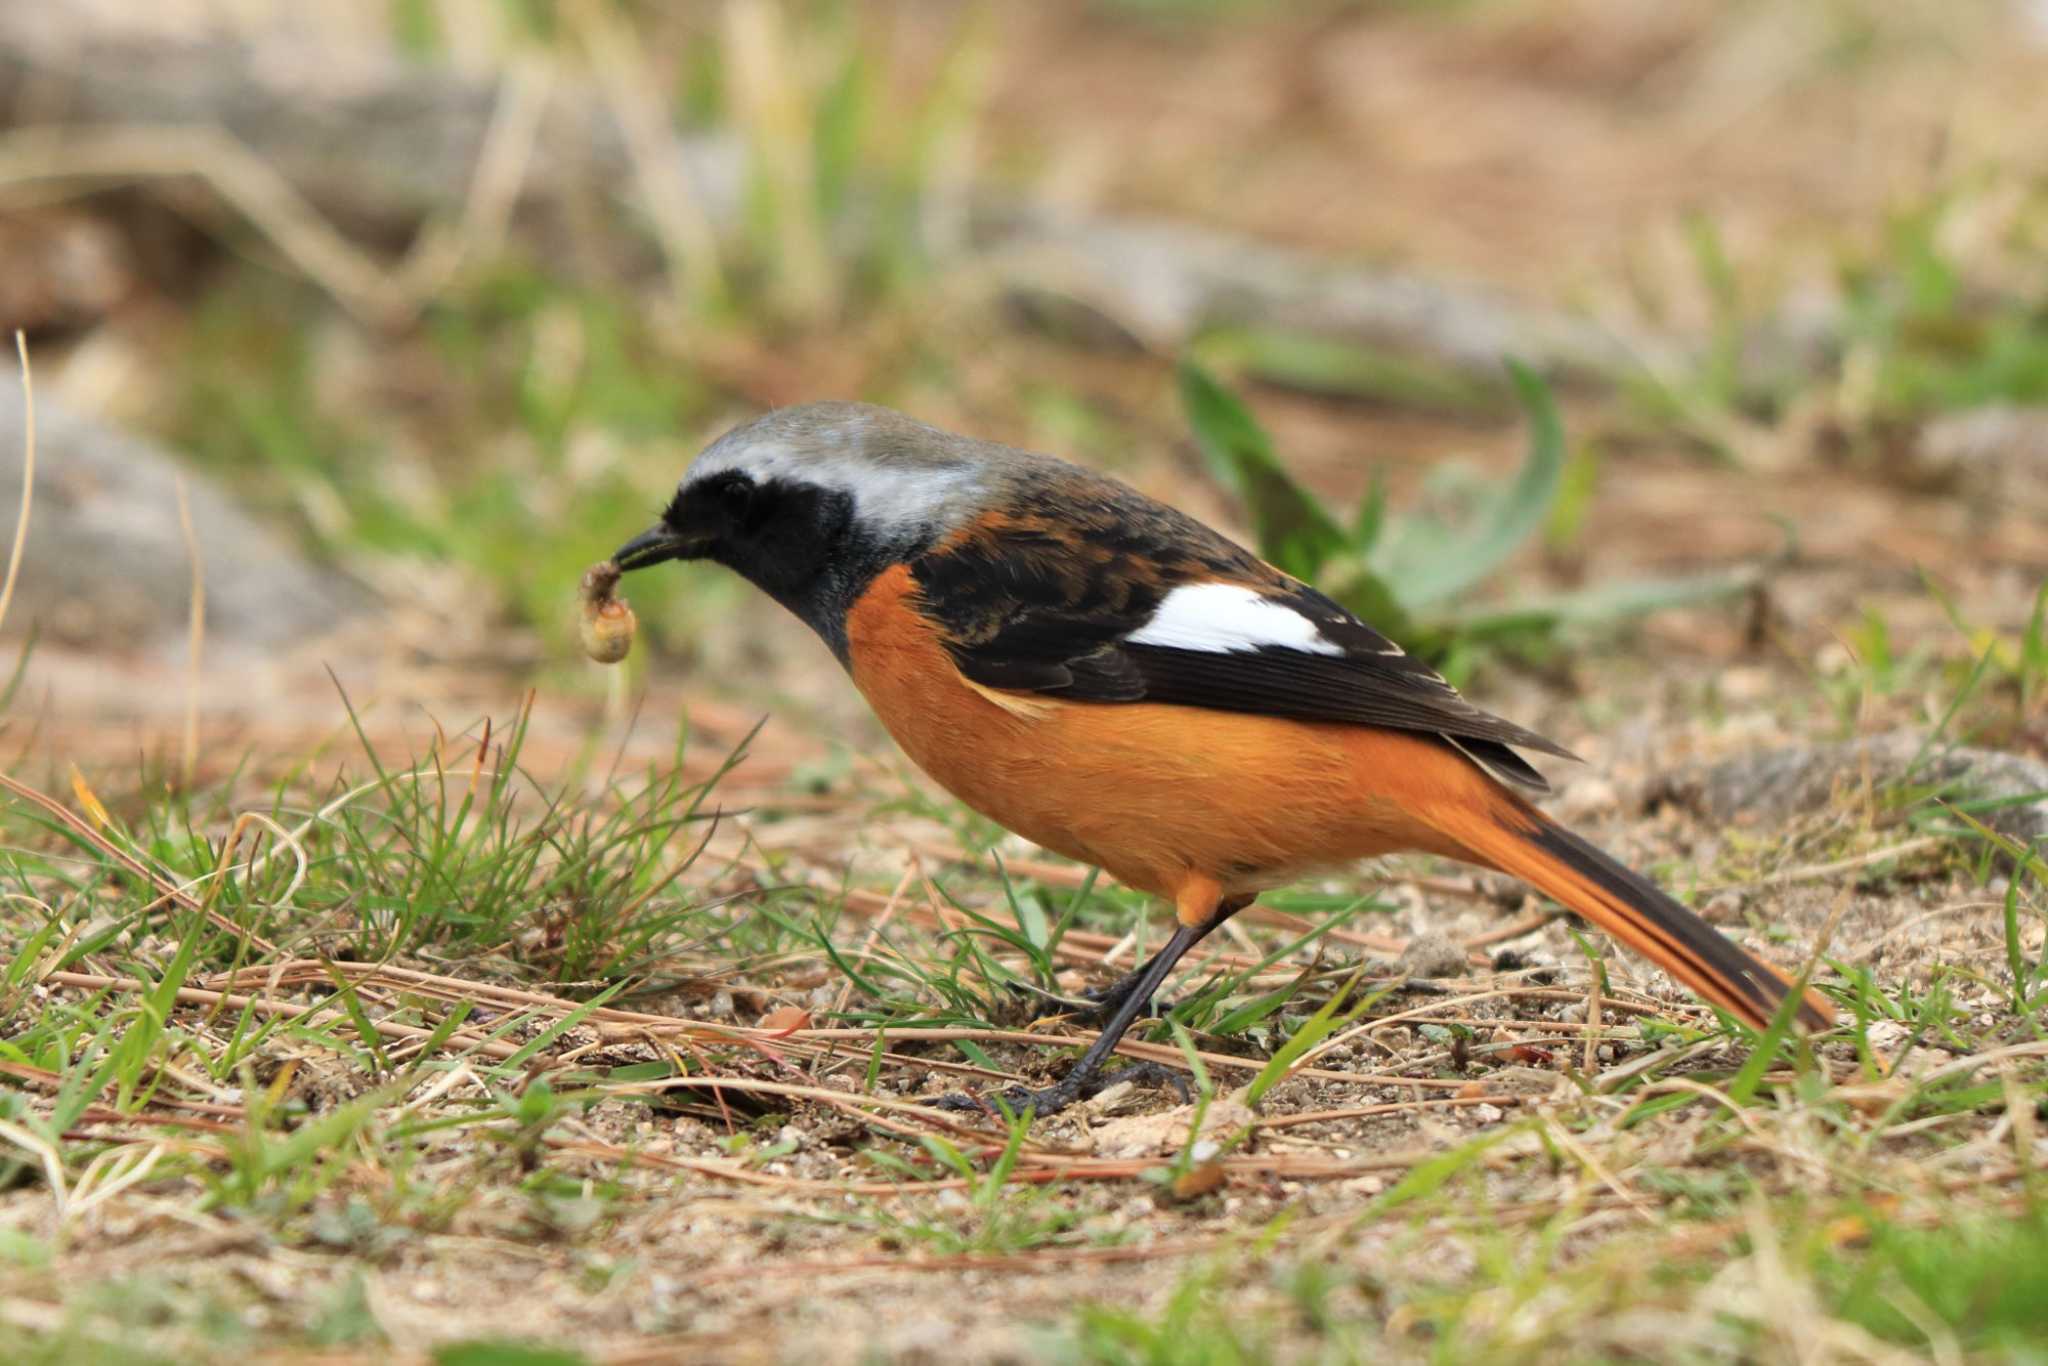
[974,209,1657,382]
[1649,731,2048,860]
[1915,405,2048,515]
[0,210,135,333]
[0,8,1668,384]
[0,372,364,649]
[0,7,744,234]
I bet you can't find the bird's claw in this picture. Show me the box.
[924,1060,1190,1120]
[1001,979,1105,1015]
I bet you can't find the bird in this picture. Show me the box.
[610,401,1833,1118]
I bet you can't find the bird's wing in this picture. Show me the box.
[906,485,1572,792]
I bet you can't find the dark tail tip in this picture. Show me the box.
[1522,821,1833,1031]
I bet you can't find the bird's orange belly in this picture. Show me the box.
[844,566,1472,902]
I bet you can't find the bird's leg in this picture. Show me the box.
[1050,893,1256,1021]
[1001,945,1186,1018]
[934,881,1236,1119]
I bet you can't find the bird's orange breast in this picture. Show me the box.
[843,564,1481,910]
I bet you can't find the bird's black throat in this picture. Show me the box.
[640,472,933,663]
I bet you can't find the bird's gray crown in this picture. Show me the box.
[684,401,999,538]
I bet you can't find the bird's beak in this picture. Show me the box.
[611,524,704,573]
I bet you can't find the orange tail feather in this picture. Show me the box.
[1424,793,1832,1031]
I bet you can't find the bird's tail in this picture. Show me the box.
[1422,789,1833,1031]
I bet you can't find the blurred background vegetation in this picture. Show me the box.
[0,0,2039,758]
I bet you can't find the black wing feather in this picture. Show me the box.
[908,473,1571,790]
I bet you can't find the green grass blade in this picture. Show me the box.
[2021,576,2048,712]
[1245,969,1385,1108]
[1192,325,1503,415]
[1380,360,1565,609]
[498,984,621,1073]
[1357,1125,1523,1223]
[1726,964,1819,1106]
[1177,358,1347,581]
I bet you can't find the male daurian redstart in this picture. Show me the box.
[612,402,1832,1116]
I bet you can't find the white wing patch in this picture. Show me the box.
[1125,583,1342,656]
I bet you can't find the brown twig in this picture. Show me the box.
[41,969,522,1061]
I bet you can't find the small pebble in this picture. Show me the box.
[1557,775,1618,822]
[1701,890,1742,924]
[1399,932,1469,979]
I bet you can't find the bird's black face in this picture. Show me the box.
[612,470,891,661]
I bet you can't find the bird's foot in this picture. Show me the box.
[925,1060,1190,1120]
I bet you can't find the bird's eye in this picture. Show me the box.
[716,475,755,523]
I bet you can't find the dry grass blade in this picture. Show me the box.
[720,0,832,319]
[40,969,523,1061]
[174,475,204,788]
[0,125,413,325]
[0,771,283,954]
[394,58,554,300]
[0,331,33,637]
[1699,836,1948,892]
[571,0,727,310]
[1253,1094,1524,1131]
